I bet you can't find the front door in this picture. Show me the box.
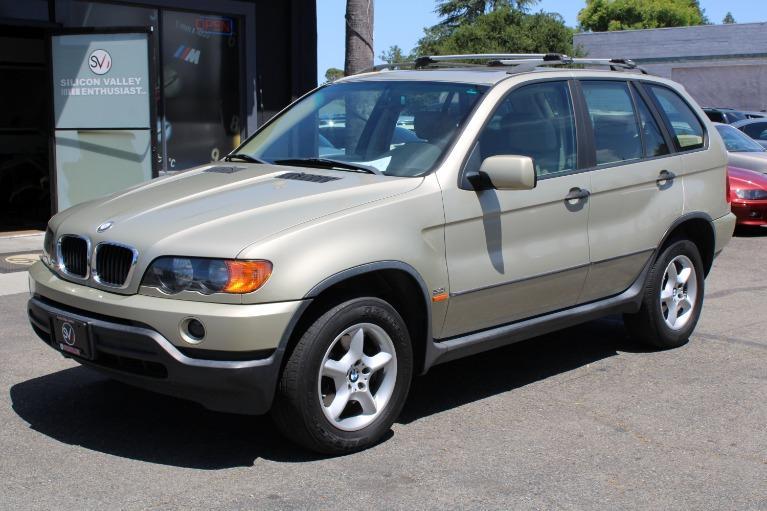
[50,29,155,212]
[440,80,590,338]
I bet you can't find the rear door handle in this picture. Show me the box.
[564,187,590,201]
[657,170,675,184]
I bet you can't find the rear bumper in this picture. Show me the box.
[713,212,738,254]
[731,201,767,226]
[28,297,284,415]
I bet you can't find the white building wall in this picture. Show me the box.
[574,23,767,111]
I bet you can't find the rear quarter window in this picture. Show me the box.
[647,85,705,151]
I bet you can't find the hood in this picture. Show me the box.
[727,151,767,174]
[50,163,423,259]
[728,165,767,190]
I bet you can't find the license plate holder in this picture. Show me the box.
[52,315,93,360]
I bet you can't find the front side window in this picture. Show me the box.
[472,81,577,177]
[236,81,488,177]
[716,124,767,153]
[581,81,642,166]
[647,85,705,151]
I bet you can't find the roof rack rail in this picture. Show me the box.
[356,53,647,75]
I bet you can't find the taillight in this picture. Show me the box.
[726,166,732,204]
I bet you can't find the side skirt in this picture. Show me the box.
[423,254,653,371]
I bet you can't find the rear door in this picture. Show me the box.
[578,79,684,303]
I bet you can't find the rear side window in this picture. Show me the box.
[634,91,670,158]
[647,85,705,151]
[581,81,642,166]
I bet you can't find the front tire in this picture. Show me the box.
[271,297,413,454]
[624,239,705,349]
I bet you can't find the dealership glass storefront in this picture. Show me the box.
[0,0,318,233]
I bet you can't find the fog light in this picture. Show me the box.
[181,317,206,344]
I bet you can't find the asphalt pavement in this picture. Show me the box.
[1,231,765,510]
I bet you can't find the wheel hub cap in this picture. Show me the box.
[317,323,397,432]
[660,254,698,331]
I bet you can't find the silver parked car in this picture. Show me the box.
[731,118,767,149]
[28,54,736,453]
[715,123,767,173]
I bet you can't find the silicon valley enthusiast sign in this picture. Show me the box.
[52,33,150,129]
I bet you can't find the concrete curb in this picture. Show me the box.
[0,272,29,296]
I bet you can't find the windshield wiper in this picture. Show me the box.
[274,157,382,175]
[224,153,267,164]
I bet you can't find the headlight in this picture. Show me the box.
[142,257,272,295]
[734,189,767,200]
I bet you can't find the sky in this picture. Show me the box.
[317,0,767,82]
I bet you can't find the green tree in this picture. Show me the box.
[723,12,736,24]
[435,0,539,27]
[578,0,705,32]
[416,7,574,56]
[378,45,412,64]
[324,67,345,82]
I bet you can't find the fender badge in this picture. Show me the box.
[97,221,114,233]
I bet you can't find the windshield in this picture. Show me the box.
[234,81,488,176]
[716,124,766,153]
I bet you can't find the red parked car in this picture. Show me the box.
[728,166,767,227]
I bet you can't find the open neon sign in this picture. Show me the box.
[195,16,235,36]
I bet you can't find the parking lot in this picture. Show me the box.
[1,231,765,510]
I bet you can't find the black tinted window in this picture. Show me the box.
[635,91,669,157]
[581,81,642,165]
[705,111,725,123]
[742,122,767,140]
[648,85,705,151]
[474,81,576,177]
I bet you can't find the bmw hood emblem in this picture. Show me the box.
[97,221,114,233]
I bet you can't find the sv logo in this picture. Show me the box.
[88,49,112,75]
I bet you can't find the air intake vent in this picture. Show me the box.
[276,172,341,183]
[94,243,136,287]
[59,235,88,278]
[203,166,245,174]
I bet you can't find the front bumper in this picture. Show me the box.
[731,201,767,226]
[28,296,294,415]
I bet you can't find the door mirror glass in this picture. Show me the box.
[478,155,536,190]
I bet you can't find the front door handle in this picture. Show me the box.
[657,169,675,184]
[564,187,591,201]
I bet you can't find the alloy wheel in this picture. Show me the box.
[660,254,698,330]
[317,323,397,431]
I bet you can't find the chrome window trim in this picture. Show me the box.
[56,234,92,281]
[91,242,140,290]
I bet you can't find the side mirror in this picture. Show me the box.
[478,155,537,190]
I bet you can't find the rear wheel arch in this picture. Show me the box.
[281,262,433,377]
[657,213,715,276]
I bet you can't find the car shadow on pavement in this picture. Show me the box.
[399,316,646,423]
[10,317,646,468]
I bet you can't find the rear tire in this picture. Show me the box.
[624,239,705,349]
[271,297,413,454]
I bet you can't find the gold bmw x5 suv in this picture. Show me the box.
[28,54,736,453]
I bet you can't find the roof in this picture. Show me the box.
[337,66,650,86]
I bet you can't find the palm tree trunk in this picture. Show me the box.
[344,0,374,75]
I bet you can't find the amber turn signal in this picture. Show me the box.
[223,260,273,294]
